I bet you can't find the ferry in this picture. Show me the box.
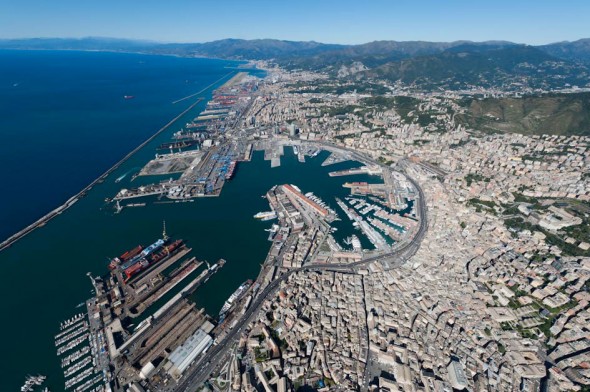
[219,280,252,316]
[265,224,280,241]
[120,239,166,270]
[253,211,277,221]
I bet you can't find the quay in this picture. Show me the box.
[328,165,382,177]
[78,238,225,389]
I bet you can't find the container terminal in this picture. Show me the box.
[110,73,257,208]
[56,67,423,391]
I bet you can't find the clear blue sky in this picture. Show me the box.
[1,0,588,44]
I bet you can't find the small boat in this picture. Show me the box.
[124,95,135,100]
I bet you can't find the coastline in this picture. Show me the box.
[0,47,252,65]
[0,96,206,253]
[171,71,236,104]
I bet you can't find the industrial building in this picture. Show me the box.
[166,329,213,378]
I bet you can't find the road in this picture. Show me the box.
[173,143,429,392]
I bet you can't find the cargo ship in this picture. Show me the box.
[121,239,165,269]
[123,239,184,281]
[109,245,143,270]
[219,280,252,316]
[225,161,237,180]
[185,122,207,130]
[157,140,199,150]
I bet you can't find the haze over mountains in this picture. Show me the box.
[2,37,590,90]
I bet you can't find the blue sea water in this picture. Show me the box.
[0,50,384,391]
[0,50,236,241]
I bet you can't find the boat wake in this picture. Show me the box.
[115,168,139,183]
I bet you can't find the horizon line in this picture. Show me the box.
[0,35,589,47]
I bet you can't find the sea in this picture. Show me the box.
[0,50,382,391]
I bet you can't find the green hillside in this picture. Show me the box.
[456,92,590,136]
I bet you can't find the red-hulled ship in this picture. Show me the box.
[120,245,143,261]
[123,239,184,281]
[109,245,143,270]
[148,239,183,265]
[225,161,237,180]
[123,262,143,279]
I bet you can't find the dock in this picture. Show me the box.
[321,151,351,166]
[329,165,382,177]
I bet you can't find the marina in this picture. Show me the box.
[20,375,47,392]
[55,325,89,347]
[54,309,105,391]
[61,347,91,368]
[0,52,268,391]
[0,65,388,390]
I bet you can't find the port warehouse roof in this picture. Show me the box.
[282,184,329,217]
[167,329,213,377]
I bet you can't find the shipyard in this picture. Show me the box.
[4,3,590,392]
[55,221,233,392]
[88,159,422,392]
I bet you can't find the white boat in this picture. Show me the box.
[351,235,362,251]
[220,281,252,316]
[253,211,277,221]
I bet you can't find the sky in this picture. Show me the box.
[0,0,588,45]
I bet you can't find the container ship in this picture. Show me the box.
[225,161,237,180]
[219,280,252,317]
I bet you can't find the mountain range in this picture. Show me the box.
[2,37,590,90]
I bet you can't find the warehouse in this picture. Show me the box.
[166,329,213,378]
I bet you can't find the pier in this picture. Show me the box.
[61,347,91,368]
[328,165,382,177]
